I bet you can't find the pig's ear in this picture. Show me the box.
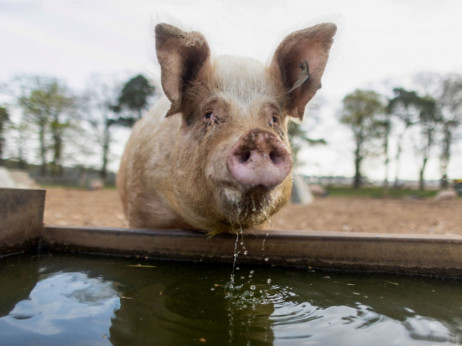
[270,23,336,120]
[155,23,211,116]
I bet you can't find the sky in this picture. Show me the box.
[1,0,462,181]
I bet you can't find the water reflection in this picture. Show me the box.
[0,261,119,345]
[0,254,461,345]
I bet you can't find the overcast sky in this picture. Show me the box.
[1,0,462,181]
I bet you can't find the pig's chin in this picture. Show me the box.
[218,184,278,228]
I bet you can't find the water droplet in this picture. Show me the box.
[262,231,269,250]
[210,287,215,291]
[250,285,256,290]
[244,250,248,255]
[249,270,255,275]
[267,278,272,284]
[236,266,240,271]
[264,257,269,262]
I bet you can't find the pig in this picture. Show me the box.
[434,189,457,201]
[117,23,336,234]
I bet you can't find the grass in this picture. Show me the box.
[327,186,439,199]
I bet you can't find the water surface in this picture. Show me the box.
[0,253,461,345]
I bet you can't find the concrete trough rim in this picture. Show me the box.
[41,225,462,278]
[43,225,462,242]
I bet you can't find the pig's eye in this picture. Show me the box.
[204,111,214,120]
[270,115,279,125]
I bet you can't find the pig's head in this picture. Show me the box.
[155,23,336,234]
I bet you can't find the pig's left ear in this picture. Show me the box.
[155,23,211,116]
[270,23,336,120]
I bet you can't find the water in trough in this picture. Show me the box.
[0,253,461,345]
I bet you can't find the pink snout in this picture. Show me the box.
[226,129,292,190]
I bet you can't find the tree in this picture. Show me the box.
[341,90,386,189]
[7,120,30,169]
[288,122,326,168]
[0,106,9,166]
[415,96,438,191]
[287,97,327,170]
[113,74,155,127]
[83,77,121,181]
[387,88,422,187]
[17,76,77,176]
[375,110,392,194]
[438,74,462,188]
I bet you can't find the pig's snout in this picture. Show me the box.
[226,129,291,190]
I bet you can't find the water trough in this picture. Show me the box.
[2,187,462,277]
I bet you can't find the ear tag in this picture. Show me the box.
[287,61,310,94]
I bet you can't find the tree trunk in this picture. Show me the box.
[0,124,4,167]
[383,118,390,196]
[440,123,451,189]
[39,126,47,176]
[100,119,111,181]
[353,142,362,189]
[419,126,434,191]
[17,145,26,169]
[50,115,64,177]
[393,126,409,188]
[51,132,63,177]
[419,156,428,191]
[384,153,389,195]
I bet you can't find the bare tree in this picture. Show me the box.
[83,76,121,181]
[387,88,422,187]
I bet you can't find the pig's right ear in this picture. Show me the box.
[155,23,211,117]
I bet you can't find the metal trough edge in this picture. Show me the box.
[42,226,462,277]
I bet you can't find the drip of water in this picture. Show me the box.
[230,230,241,287]
[261,232,269,251]
[261,210,272,251]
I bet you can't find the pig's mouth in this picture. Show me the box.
[220,183,277,226]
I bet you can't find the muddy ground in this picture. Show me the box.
[43,188,462,236]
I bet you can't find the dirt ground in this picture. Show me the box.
[43,187,462,236]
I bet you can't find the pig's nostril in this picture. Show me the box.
[269,151,283,165]
[237,151,251,164]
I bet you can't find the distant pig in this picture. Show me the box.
[117,23,336,234]
[434,189,457,201]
